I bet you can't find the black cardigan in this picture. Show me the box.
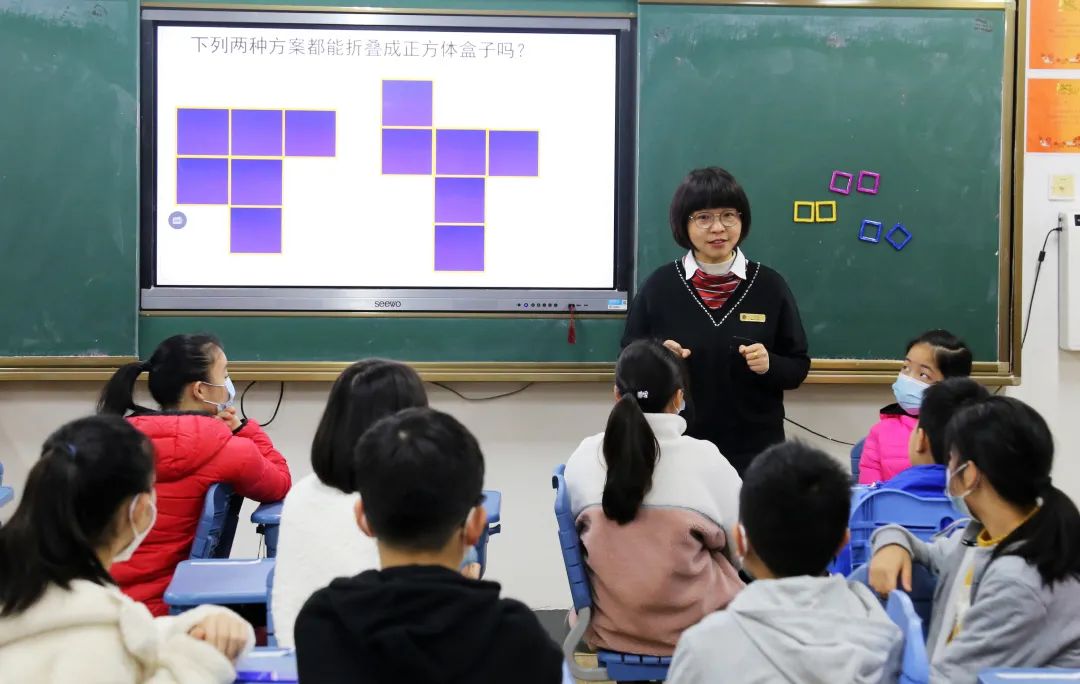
[622,258,810,473]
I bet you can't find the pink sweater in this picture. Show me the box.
[565,413,744,655]
[858,407,919,484]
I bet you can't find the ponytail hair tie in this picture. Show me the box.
[636,390,649,399]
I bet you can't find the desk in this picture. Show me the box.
[979,671,1080,683]
[165,558,275,613]
[235,647,297,683]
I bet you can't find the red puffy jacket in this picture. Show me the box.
[111,413,292,616]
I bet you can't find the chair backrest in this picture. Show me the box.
[190,483,243,560]
[850,438,866,482]
[849,489,960,568]
[887,590,930,684]
[849,563,937,637]
[552,464,592,612]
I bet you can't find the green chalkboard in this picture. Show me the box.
[4,0,1014,365]
[638,4,1008,361]
[0,0,138,357]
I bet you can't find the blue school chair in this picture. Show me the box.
[0,461,13,509]
[978,670,1080,683]
[477,489,501,578]
[251,500,283,558]
[552,464,670,682]
[164,558,275,615]
[847,489,961,570]
[191,483,243,560]
[887,590,930,684]
[234,647,297,683]
[850,437,866,482]
[849,563,937,637]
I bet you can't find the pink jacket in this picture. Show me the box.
[564,414,744,655]
[858,406,919,484]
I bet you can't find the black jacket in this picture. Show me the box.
[295,565,564,684]
[623,258,810,473]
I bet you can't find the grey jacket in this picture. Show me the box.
[667,575,902,684]
[872,522,1080,683]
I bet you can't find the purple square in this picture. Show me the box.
[231,159,282,206]
[285,110,336,157]
[231,208,282,253]
[232,110,283,156]
[176,157,227,204]
[435,225,484,271]
[435,177,485,224]
[382,80,433,127]
[436,130,486,175]
[382,128,432,175]
[489,130,539,177]
[177,109,228,155]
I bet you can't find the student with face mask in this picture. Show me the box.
[564,339,744,656]
[98,334,292,616]
[0,416,254,682]
[858,329,972,484]
[869,396,1080,682]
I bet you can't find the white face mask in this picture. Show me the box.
[945,462,976,519]
[114,492,156,563]
[200,377,236,413]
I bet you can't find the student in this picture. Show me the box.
[0,415,253,682]
[272,359,432,649]
[295,408,564,684]
[667,442,902,684]
[880,377,989,497]
[859,329,972,484]
[98,334,292,616]
[869,396,1080,682]
[564,339,743,655]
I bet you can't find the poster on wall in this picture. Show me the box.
[1031,0,1080,68]
[1027,79,1080,152]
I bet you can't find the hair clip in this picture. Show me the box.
[636,390,649,399]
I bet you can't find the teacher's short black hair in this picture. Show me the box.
[352,407,484,552]
[669,167,752,251]
[740,441,850,578]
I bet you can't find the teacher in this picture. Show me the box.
[622,167,810,475]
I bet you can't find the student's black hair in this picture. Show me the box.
[740,441,851,577]
[602,339,685,525]
[311,359,428,493]
[668,167,752,252]
[906,329,972,378]
[917,378,989,465]
[352,407,484,552]
[97,333,223,415]
[945,396,1080,586]
[0,415,154,617]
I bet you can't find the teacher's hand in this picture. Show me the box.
[663,339,691,359]
[739,343,770,375]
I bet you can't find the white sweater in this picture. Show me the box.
[270,473,379,649]
[0,579,252,683]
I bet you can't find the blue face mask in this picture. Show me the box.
[892,373,930,414]
[200,376,236,412]
[945,462,975,519]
